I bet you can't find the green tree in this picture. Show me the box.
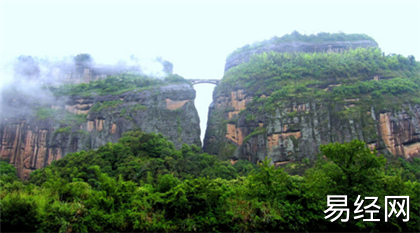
[319,139,386,197]
[0,160,19,183]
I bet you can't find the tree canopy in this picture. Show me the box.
[1,132,418,232]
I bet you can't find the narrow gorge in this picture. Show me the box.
[1,32,420,180]
[2,31,420,232]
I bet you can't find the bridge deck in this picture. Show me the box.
[187,79,220,85]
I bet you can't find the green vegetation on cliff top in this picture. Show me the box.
[48,73,189,97]
[220,47,420,114]
[1,131,419,232]
[227,31,378,59]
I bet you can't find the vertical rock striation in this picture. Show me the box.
[204,33,420,164]
[204,86,420,163]
[1,83,201,179]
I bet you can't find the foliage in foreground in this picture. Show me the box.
[1,132,419,232]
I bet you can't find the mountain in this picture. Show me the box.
[0,59,200,180]
[1,33,420,232]
[203,32,420,165]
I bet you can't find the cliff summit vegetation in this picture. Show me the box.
[227,31,378,59]
[229,47,420,113]
[222,47,419,98]
[48,73,189,97]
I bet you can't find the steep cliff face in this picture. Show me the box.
[1,83,200,180]
[204,88,420,163]
[204,33,420,164]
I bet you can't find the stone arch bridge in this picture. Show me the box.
[187,79,220,85]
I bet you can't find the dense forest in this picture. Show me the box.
[1,130,419,232]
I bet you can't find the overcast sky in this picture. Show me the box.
[1,0,419,142]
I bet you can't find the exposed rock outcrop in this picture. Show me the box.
[204,88,420,163]
[1,84,201,180]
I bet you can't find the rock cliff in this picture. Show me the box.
[1,79,200,179]
[204,32,420,164]
[204,88,420,163]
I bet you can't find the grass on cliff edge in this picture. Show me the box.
[227,31,378,59]
[48,73,189,97]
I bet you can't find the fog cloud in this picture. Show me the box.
[0,53,171,119]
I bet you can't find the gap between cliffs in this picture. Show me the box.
[192,83,216,145]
